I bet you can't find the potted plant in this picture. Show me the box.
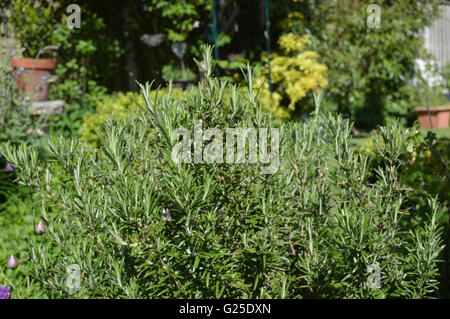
[413,88,450,129]
[7,0,59,101]
[162,62,197,90]
[162,42,198,90]
[412,63,450,129]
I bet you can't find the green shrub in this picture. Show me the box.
[0,49,444,298]
[49,4,124,102]
[354,125,450,294]
[280,0,442,129]
[81,88,183,147]
[354,126,449,228]
[401,133,449,226]
[8,0,60,58]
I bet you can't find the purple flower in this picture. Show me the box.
[0,286,11,299]
[5,163,13,172]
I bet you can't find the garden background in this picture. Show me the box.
[1,0,450,299]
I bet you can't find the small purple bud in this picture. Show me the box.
[7,255,18,270]
[5,163,13,172]
[35,221,46,235]
[0,286,11,299]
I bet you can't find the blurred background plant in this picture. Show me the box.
[3,0,124,141]
[254,33,328,119]
[8,0,60,59]
[3,0,444,129]
[81,88,184,147]
[161,62,197,82]
[279,0,442,129]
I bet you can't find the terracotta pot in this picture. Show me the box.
[10,58,57,101]
[414,106,450,129]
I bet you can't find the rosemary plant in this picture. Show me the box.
[0,47,444,298]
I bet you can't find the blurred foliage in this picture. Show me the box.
[49,5,124,102]
[279,0,442,129]
[81,88,183,147]
[8,0,61,58]
[162,62,197,81]
[146,0,211,43]
[254,33,328,118]
[401,132,450,222]
[48,88,109,139]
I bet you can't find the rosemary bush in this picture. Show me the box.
[0,49,444,298]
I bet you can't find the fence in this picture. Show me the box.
[423,3,450,69]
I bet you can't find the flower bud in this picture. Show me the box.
[5,163,13,172]
[162,208,172,221]
[0,286,11,299]
[7,255,18,270]
[35,221,46,235]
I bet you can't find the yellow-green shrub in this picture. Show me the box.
[254,33,328,118]
[82,89,182,146]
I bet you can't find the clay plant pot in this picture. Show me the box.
[414,106,450,129]
[10,58,57,101]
